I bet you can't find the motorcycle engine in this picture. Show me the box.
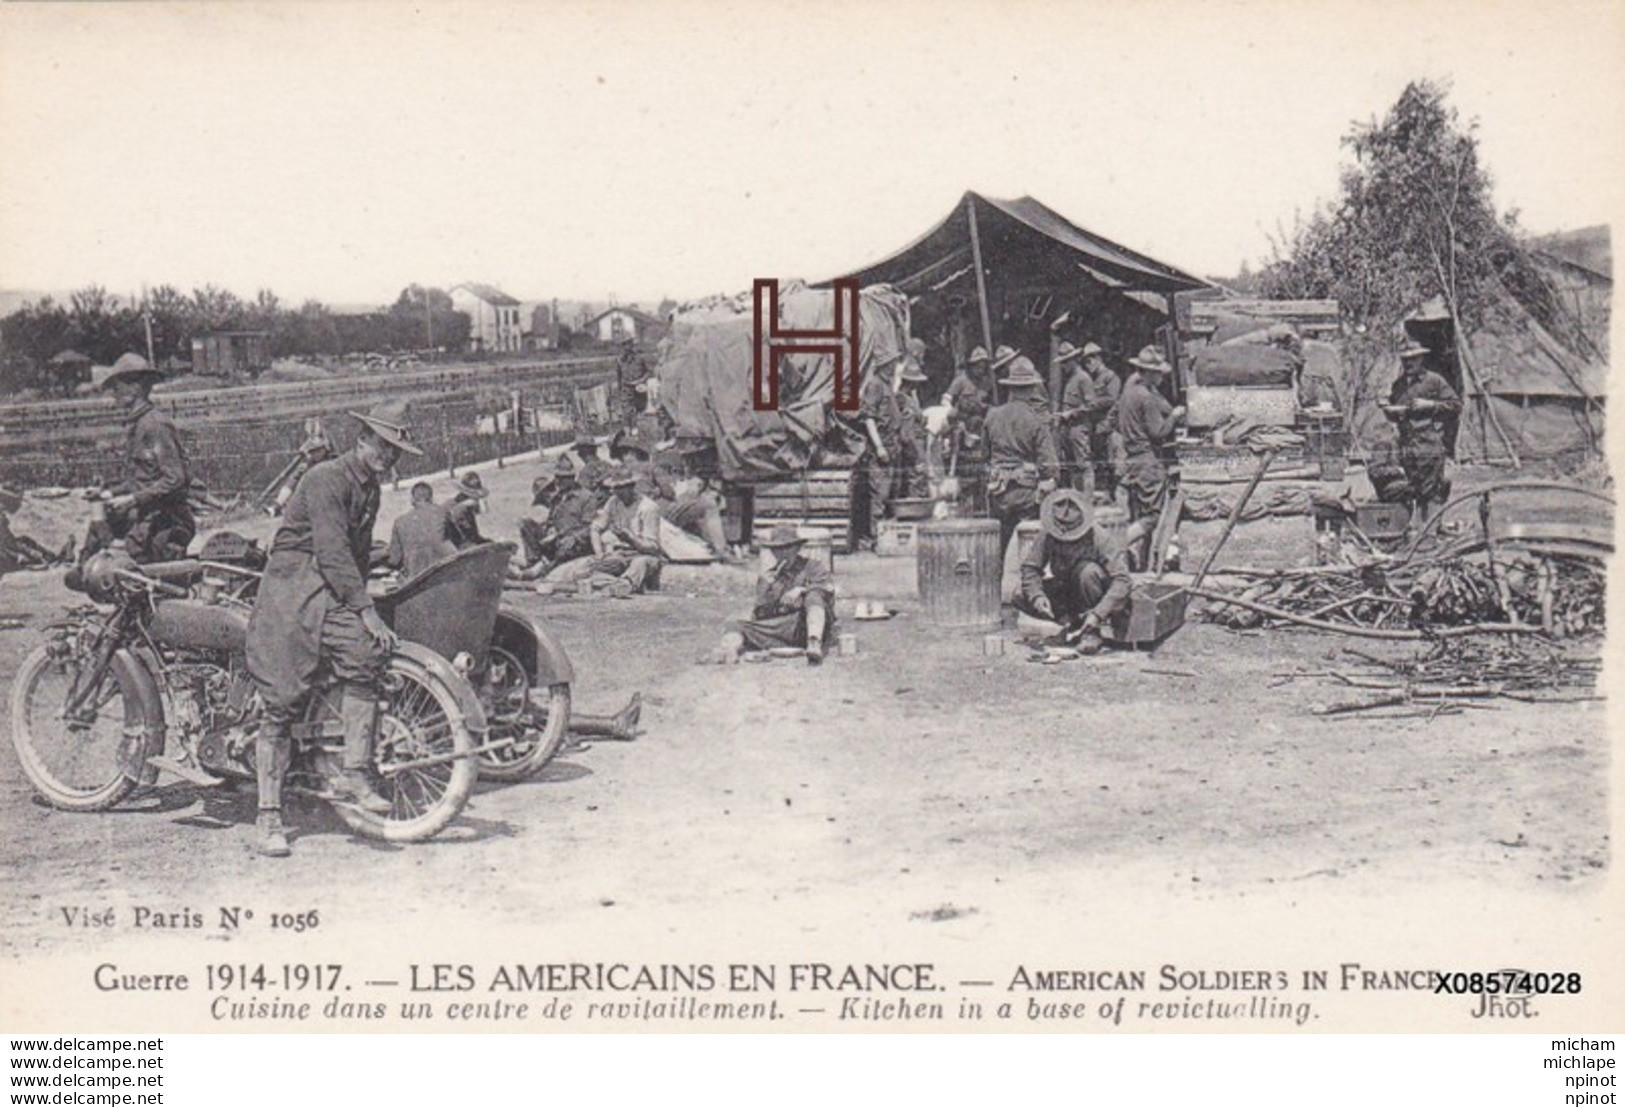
[172,660,253,774]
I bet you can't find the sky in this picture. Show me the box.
[1,0,1621,308]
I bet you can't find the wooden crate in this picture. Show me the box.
[1108,580,1189,646]
[1354,502,1411,539]
[751,467,856,552]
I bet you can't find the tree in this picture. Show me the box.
[1257,79,1563,458]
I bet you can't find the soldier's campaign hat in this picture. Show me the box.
[906,337,927,359]
[349,400,425,456]
[989,344,1020,371]
[1081,342,1105,359]
[455,472,488,500]
[530,473,555,504]
[967,346,990,365]
[98,352,163,390]
[997,356,1044,388]
[1040,489,1094,543]
[899,360,929,383]
[760,524,806,549]
[1055,341,1085,364]
[552,456,579,478]
[603,469,639,489]
[1398,339,1431,361]
[1128,345,1172,373]
[0,484,23,514]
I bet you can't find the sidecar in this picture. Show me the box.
[374,542,573,780]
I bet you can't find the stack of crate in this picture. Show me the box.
[747,467,857,552]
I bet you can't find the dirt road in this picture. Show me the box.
[0,549,1607,963]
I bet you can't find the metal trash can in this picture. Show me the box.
[917,518,1002,629]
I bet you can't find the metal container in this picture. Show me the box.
[892,497,936,521]
[917,518,1002,629]
[1108,580,1190,646]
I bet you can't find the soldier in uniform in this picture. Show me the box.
[383,482,457,579]
[895,341,932,498]
[1116,346,1186,568]
[1015,489,1133,652]
[564,431,613,504]
[548,471,664,593]
[1081,343,1122,503]
[514,459,598,580]
[1052,341,1094,496]
[1382,339,1462,535]
[90,353,196,564]
[1,485,73,577]
[444,472,488,547]
[854,351,905,549]
[244,401,423,857]
[983,355,1060,561]
[944,346,993,513]
[735,525,837,665]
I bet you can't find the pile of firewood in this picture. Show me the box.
[1202,551,1604,638]
[1292,637,1605,719]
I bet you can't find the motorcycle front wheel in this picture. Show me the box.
[326,650,479,842]
[9,644,140,811]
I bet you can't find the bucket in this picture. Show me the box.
[917,518,1002,629]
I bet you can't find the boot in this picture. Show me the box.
[256,810,291,858]
[570,693,642,742]
[255,718,292,812]
[334,684,392,814]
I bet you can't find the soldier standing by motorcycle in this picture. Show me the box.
[244,402,423,857]
[82,353,196,565]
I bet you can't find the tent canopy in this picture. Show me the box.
[838,192,1210,296]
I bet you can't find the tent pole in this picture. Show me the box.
[965,196,996,399]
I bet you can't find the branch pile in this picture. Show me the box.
[1200,551,1604,639]
[1299,637,1605,719]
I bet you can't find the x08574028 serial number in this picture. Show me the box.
[1434,970,1580,995]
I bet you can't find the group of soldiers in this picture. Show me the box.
[864,336,1187,573]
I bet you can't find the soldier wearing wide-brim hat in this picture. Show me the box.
[894,344,932,499]
[1014,489,1131,651]
[734,525,837,665]
[445,471,488,547]
[853,348,906,549]
[244,399,423,857]
[983,355,1062,562]
[945,345,996,511]
[514,455,598,580]
[86,353,195,566]
[1115,345,1187,565]
[1079,342,1122,503]
[1054,342,1098,498]
[1383,336,1461,533]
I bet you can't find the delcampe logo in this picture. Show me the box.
[751,278,861,413]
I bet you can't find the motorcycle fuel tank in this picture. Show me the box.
[150,599,250,654]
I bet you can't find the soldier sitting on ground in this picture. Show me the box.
[382,481,457,579]
[513,459,599,581]
[716,525,837,665]
[545,471,664,594]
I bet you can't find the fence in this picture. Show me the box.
[0,356,615,495]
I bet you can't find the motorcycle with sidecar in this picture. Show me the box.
[9,541,572,842]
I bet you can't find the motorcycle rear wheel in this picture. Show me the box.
[9,644,139,811]
[326,651,478,842]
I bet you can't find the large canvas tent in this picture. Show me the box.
[834,192,1210,398]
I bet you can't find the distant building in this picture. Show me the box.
[191,331,271,378]
[586,305,667,345]
[449,283,523,353]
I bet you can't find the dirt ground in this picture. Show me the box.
[0,459,1611,984]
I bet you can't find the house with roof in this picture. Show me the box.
[586,305,668,346]
[449,283,524,353]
